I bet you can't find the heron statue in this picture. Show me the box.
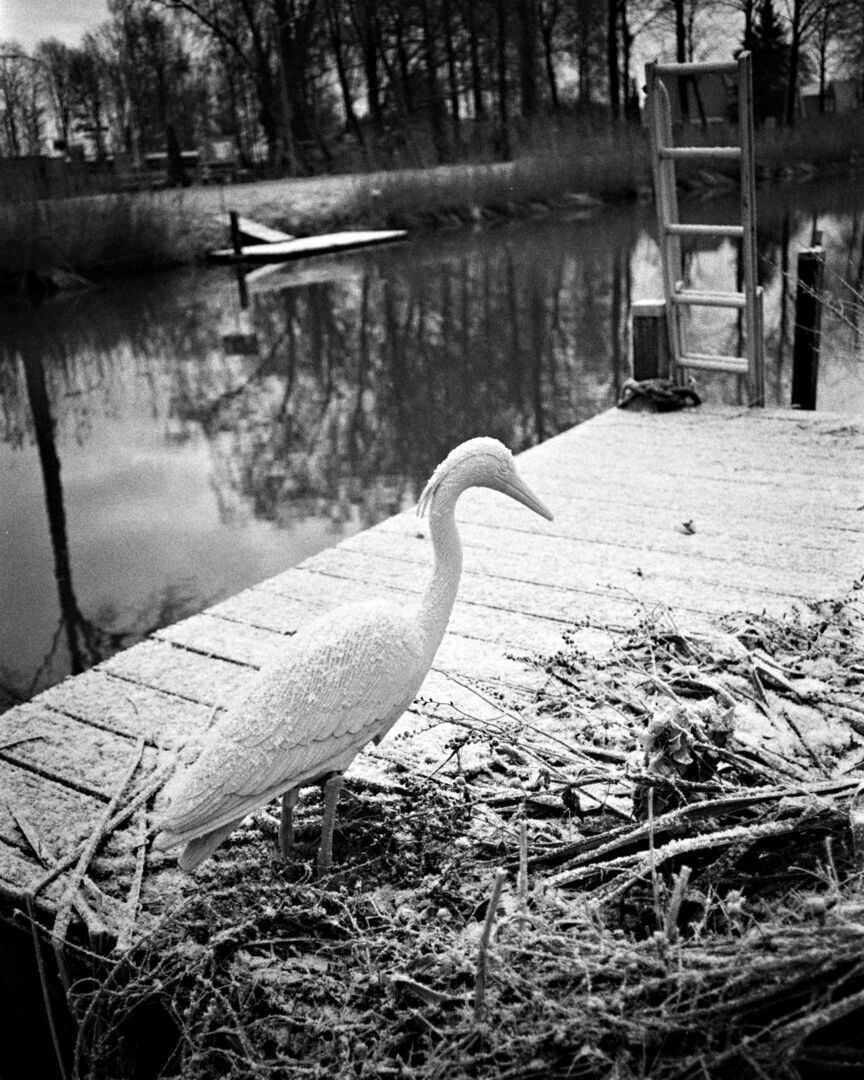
[153,437,553,875]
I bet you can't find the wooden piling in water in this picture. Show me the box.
[791,245,825,411]
[229,210,243,257]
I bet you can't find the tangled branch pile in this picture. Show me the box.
[70,587,864,1079]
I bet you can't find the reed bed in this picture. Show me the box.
[42,581,864,1080]
[0,187,197,288]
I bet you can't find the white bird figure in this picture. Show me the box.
[153,437,553,875]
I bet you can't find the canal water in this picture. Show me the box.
[1,177,862,706]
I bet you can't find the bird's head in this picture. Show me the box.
[417,437,553,521]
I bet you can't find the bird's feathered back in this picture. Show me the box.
[417,437,511,518]
[154,600,427,849]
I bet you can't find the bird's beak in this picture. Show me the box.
[503,472,554,522]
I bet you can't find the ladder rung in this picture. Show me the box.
[653,61,738,77]
[659,146,742,162]
[672,289,747,309]
[666,224,744,239]
[679,353,749,374]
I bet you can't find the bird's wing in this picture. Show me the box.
[156,601,426,843]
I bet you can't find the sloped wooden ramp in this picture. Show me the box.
[1,405,861,941]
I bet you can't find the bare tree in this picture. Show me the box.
[35,39,77,150]
[323,0,364,145]
[109,2,194,177]
[67,34,113,160]
[0,48,46,156]
[782,0,820,124]
[517,0,539,115]
[161,0,298,171]
[537,0,563,110]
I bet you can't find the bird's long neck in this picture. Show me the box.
[418,485,463,656]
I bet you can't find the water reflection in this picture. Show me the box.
[0,182,862,705]
[236,216,635,504]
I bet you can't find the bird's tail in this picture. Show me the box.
[167,818,244,872]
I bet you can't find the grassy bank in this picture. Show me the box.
[0,113,861,286]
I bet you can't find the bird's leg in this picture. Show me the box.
[279,788,299,857]
[316,773,344,876]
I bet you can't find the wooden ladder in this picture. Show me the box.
[645,51,764,406]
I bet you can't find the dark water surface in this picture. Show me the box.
[1,179,862,705]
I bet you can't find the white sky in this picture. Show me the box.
[0,0,110,50]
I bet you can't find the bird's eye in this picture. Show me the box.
[496,458,511,478]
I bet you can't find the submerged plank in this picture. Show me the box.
[207,229,407,264]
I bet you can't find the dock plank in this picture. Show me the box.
[100,639,256,707]
[36,672,215,748]
[0,761,105,859]
[0,839,67,907]
[0,704,147,800]
[1,404,861,931]
[312,532,844,609]
[154,611,550,692]
[210,574,572,653]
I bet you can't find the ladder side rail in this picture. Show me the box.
[656,72,688,377]
[660,77,688,377]
[645,61,682,377]
[738,51,765,405]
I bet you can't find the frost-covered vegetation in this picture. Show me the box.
[57,583,864,1079]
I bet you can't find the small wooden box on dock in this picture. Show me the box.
[631,299,671,380]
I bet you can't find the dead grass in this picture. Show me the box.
[48,580,864,1080]
[0,187,199,285]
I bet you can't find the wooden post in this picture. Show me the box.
[229,211,250,309]
[790,245,825,410]
[631,299,671,380]
[229,210,243,257]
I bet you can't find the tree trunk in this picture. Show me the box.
[742,0,755,44]
[620,0,636,122]
[467,0,485,117]
[496,1,511,156]
[674,0,688,119]
[357,0,383,134]
[324,0,365,145]
[419,0,446,159]
[785,0,802,127]
[539,5,560,111]
[274,0,318,174]
[607,0,620,121]
[443,0,461,132]
[517,0,538,116]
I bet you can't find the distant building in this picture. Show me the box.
[799,79,862,119]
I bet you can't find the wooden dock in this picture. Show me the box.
[2,405,862,939]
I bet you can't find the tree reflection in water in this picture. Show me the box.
[2,311,203,710]
[203,215,635,529]
[0,190,861,706]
